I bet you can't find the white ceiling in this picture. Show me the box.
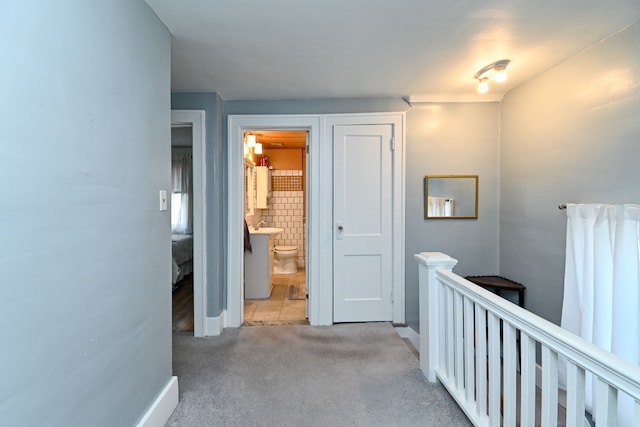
[145,0,640,102]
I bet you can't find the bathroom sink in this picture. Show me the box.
[249,227,283,236]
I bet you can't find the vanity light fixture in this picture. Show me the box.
[246,133,256,148]
[254,143,263,154]
[474,59,510,93]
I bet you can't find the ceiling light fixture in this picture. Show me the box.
[477,77,489,94]
[474,59,510,93]
[494,64,508,83]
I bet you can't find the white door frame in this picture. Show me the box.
[332,123,394,322]
[226,113,405,328]
[171,110,207,337]
[227,115,328,327]
[324,114,406,323]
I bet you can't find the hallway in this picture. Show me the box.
[167,323,470,426]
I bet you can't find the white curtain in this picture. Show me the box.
[560,203,640,424]
[427,196,454,217]
[171,149,192,234]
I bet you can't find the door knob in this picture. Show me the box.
[338,225,344,231]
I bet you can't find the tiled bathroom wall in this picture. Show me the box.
[262,170,305,267]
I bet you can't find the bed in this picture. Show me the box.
[172,234,193,286]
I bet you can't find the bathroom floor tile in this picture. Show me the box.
[270,284,289,298]
[253,310,281,321]
[244,301,258,320]
[279,307,306,320]
[243,268,308,325]
[254,302,282,315]
[284,300,306,309]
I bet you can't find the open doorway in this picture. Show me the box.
[171,124,195,332]
[242,130,308,325]
[171,110,206,336]
[227,115,325,327]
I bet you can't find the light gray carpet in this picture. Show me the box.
[167,323,471,427]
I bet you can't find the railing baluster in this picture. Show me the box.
[445,286,455,379]
[488,312,501,426]
[464,297,475,405]
[595,377,618,426]
[438,280,446,380]
[475,303,488,418]
[503,322,517,427]
[454,290,464,391]
[520,332,536,427]
[541,346,558,427]
[566,361,585,427]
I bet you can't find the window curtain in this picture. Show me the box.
[427,196,454,217]
[171,148,193,234]
[560,203,640,424]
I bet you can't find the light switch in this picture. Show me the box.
[159,190,168,211]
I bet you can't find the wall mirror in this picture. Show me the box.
[424,175,478,219]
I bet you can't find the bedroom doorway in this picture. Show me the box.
[171,110,206,337]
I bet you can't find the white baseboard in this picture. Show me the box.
[136,376,178,427]
[206,310,225,336]
[395,326,420,352]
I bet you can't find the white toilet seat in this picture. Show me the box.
[275,246,297,255]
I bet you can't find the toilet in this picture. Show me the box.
[274,246,298,274]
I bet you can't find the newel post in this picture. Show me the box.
[414,252,458,382]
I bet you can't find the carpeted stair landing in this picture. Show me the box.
[168,322,470,427]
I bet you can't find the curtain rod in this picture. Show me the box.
[558,203,567,210]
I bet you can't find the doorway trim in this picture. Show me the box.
[227,113,405,327]
[324,114,406,323]
[227,115,326,327]
[171,110,206,337]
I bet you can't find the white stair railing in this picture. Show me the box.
[415,252,640,427]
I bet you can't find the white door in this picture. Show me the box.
[333,124,394,322]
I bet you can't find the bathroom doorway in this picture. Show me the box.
[242,130,309,325]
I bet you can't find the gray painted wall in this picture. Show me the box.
[500,21,640,325]
[405,104,501,332]
[0,1,172,426]
[171,93,225,317]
